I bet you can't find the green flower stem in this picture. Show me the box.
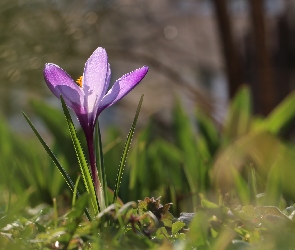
[95,121,108,209]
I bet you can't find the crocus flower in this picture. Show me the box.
[44,47,148,138]
[43,47,148,193]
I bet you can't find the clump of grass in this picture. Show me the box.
[2,86,295,248]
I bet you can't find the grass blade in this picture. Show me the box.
[173,99,199,208]
[223,86,252,142]
[72,175,81,206]
[23,112,91,220]
[23,112,75,194]
[195,109,219,156]
[264,91,295,134]
[113,95,144,204]
[60,96,99,215]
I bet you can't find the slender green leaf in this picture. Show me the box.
[263,91,295,134]
[72,175,81,206]
[30,99,86,169]
[195,109,219,156]
[232,167,250,205]
[53,198,58,229]
[223,85,252,142]
[113,95,144,204]
[248,167,258,203]
[201,198,219,209]
[60,97,99,215]
[173,99,199,208]
[23,112,92,220]
[95,122,107,210]
[23,112,75,195]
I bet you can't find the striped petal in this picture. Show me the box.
[43,63,85,115]
[83,47,109,125]
[98,66,148,115]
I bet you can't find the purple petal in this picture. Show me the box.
[43,63,85,114]
[103,63,111,96]
[83,47,109,120]
[98,66,148,114]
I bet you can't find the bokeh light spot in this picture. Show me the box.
[86,12,98,24]
[164,25,178,40]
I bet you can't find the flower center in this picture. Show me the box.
[76,76,83,87]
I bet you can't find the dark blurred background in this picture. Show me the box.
[0,0,294,129]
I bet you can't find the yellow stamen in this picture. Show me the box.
[76,76,83,87]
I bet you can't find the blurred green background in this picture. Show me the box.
[2,0,295,213]
[4,1,295,248]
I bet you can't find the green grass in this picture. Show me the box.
[2,86,295,248]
